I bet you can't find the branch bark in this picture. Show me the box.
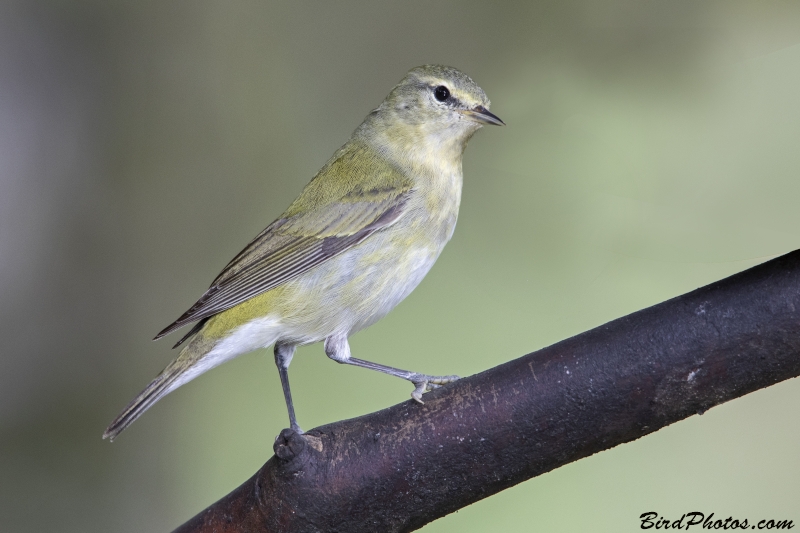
[173,250,800,533]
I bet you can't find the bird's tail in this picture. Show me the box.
[103,335,218,441]
[103,358,185,441]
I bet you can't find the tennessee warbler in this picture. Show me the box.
[104,65,503,440]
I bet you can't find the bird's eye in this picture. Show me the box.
[433,85,450,102]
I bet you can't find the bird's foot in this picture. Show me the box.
[410,374,460,403]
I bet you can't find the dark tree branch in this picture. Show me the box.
[173,250,800,533]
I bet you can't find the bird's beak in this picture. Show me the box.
[460,105,505,126]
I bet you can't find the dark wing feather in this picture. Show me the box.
[154,193,409,341]
[170,317,209,348]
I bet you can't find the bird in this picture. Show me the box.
[103,65,503,440]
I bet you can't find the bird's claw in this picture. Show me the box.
[411,381,426,403]
[410,374,460,403]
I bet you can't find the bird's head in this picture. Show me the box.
[366,65,503,158]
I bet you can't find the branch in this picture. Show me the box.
[173,250,800,533]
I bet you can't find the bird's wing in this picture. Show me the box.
[155,141,413,342]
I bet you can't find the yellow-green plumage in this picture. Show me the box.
[104,65,503,440]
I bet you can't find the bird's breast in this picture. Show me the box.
[405,161,463,245]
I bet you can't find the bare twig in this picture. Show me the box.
[173,250,800,533]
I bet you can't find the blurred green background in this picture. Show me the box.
[2,1,799,531]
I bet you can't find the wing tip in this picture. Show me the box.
[154,316,210,349]
[154,307,198,340]
[153,322,179,341]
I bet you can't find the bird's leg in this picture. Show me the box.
[274,342,303,433]
[324,334,459,403]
